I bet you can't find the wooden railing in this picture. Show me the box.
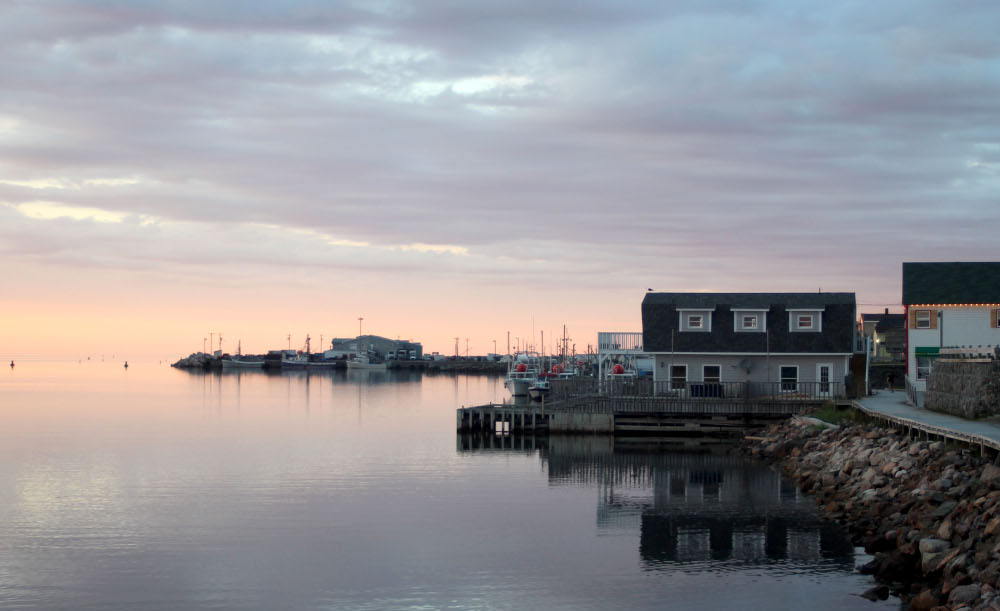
[550,378,844,402]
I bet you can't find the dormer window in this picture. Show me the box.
[733,309,766,333]
[789,309,823,332]
[679,309,713,332]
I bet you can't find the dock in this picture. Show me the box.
[457,397,829,435]
[459,379,848,435]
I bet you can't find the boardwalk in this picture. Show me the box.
[854,390,1000,454]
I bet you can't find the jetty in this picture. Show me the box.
[458,379,847,435]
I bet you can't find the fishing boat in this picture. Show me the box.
[281,335,339,369]
[281,354,338,369]
[527,378,550,401]
[346,350,387,370]
[221,357,264,369]
[504,352,540,396]
[222,340,264,369]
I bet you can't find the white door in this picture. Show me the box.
[816,363,833,397]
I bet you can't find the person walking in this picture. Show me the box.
[886,371,896,392]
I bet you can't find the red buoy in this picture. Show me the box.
[612,364,625,375]
[516,363,527,373]
[552,364,563,374]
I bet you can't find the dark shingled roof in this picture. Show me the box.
[902,262,1000,305]
[874,314,906,333]
[641,292,857,354]
[642,292,855,309]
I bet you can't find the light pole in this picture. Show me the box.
[493,339,497,355]
[203,338,207,353]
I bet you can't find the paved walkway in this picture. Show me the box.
[854,390,1000,451]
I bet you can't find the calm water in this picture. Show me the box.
[0,361,895,610]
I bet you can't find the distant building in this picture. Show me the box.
[327,335,422,360]
[641,292,858,396]
[859,308,905,362]
[902,262,1000,403]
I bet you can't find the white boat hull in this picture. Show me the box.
[505,378,532,396]
[222,359,265,369]
[347,360,387,370]
[282,359,337,369]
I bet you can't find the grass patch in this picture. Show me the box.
[809,402,863,426]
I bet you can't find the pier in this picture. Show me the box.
[459,379,846,435]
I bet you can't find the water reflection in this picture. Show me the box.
[458,433,854,573]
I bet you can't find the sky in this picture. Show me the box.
[1,0,998,360]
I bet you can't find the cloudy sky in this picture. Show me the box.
[1,0,998,359]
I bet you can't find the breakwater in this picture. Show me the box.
[170,352,507,374]
[745,416,1000,609]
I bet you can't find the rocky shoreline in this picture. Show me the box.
[744,415,1000,610]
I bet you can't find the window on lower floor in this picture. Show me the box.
[670,365,687,390]
[916,356,938,380]
[780,366,798,392]
[703,365,721,383]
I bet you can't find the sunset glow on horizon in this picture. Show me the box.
[2,1,998,360]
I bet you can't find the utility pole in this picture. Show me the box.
[218,332,223,353]
[493,339,497,355]
[465,338,469,356]
[203,337,207,353]
[358,317,364,338]
[454,337,459,357]
[287,333,292,350]
[209,332,214,353]
[507,331,510,356]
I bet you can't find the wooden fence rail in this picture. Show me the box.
[549,379,844,402]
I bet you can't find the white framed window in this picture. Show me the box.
[733,309,766,332]
[679,310,712,332]
[915,310,931,329]
[789,310,822,332]
[703,365,721,383]
[780,366,798,392]
[670,364,687,390]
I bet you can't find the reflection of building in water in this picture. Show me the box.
[457,433,853,571]
[547,436,853,569]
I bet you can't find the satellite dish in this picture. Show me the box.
[738,358,752,374]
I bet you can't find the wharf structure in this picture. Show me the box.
[459,292,866,435]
